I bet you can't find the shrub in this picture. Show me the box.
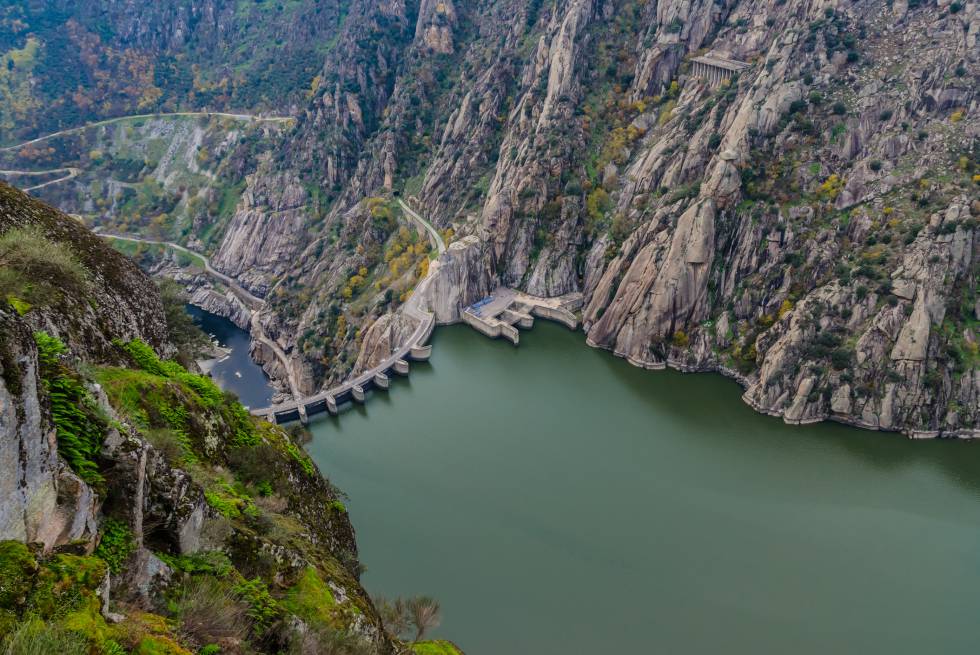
[233,578,281,636]
[171,576,249,646]
[94,519,136,574]
[878,109,893,121]
[34,332,108,487]
[205,483,256,520]
[832,102,847,115]
[869,160,882,171]
[830,348,852,370]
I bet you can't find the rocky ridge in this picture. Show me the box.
[12,0,977,438]
[0,184,458,653]
[202,0,977,438]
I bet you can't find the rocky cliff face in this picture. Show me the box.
[11,0,977,438]
[206,0,975,437]
[0,183,171,363]
[0,187,435,653]
[0,308,99,550]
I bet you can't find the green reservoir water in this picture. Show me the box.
[210,314,980,653]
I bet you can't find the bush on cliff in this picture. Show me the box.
[0,226,89,311]
[34,331,109,488]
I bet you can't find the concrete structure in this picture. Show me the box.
[108,199,587,427]
[460,287,582,346]
[690,53,750,87]
[410,344,432,360]
[246,199,446,423]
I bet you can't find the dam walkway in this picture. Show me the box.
[104,199,582,426]
[250,203,446,424]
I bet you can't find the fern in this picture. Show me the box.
[34,332,107,488]
[94,519,136,574]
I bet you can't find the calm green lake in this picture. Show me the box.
[214,314,980,653]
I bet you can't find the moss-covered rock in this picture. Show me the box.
[0,181,172,364]
[412,640,465,655]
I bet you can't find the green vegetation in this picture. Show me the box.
[0,226,88,311]
[412,641,465,655]
[2,619,90,655]
[94,519,137,575]
[0,38,41,137]
[232,577,281,636]
[34,331,108,488]
[282,567,336,627]
[204,483,257,520]
[0,542,128,653]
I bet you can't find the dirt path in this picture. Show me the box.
[1,111,294,152]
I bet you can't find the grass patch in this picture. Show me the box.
[282,567,336,628]
[412,641,464,655]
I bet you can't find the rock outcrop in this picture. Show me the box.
[0,308,99,550]
[422,235,493,324]
[12,0,979,439]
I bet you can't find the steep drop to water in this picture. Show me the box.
[187,305,274,409]
[193,310,980,653]
[304,323,980,655]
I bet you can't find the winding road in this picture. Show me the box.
[101,233,301,400]
[2,111,294,153]
[398,198,446,255]
[0,167,81,192]
[1,111,293,194]
[100,198,445,415]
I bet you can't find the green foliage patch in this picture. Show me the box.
[412,641,465,655]
[232,577,281,636]
[0,227,88,310]
[101,339,258,454]
[282,567,336,628]
[204,483,258,521]
[94,519,137,575]
[34,332,108,488]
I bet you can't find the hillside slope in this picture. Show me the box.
[0,183,458,654]
[9,0,977,437]
[202,0,977,436]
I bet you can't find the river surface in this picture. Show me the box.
[200,312,980,654]
[187,305,274,409]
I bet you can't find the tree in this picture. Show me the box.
[407,596,441,642]
[157,278,211,359]
[374,595,441,648]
